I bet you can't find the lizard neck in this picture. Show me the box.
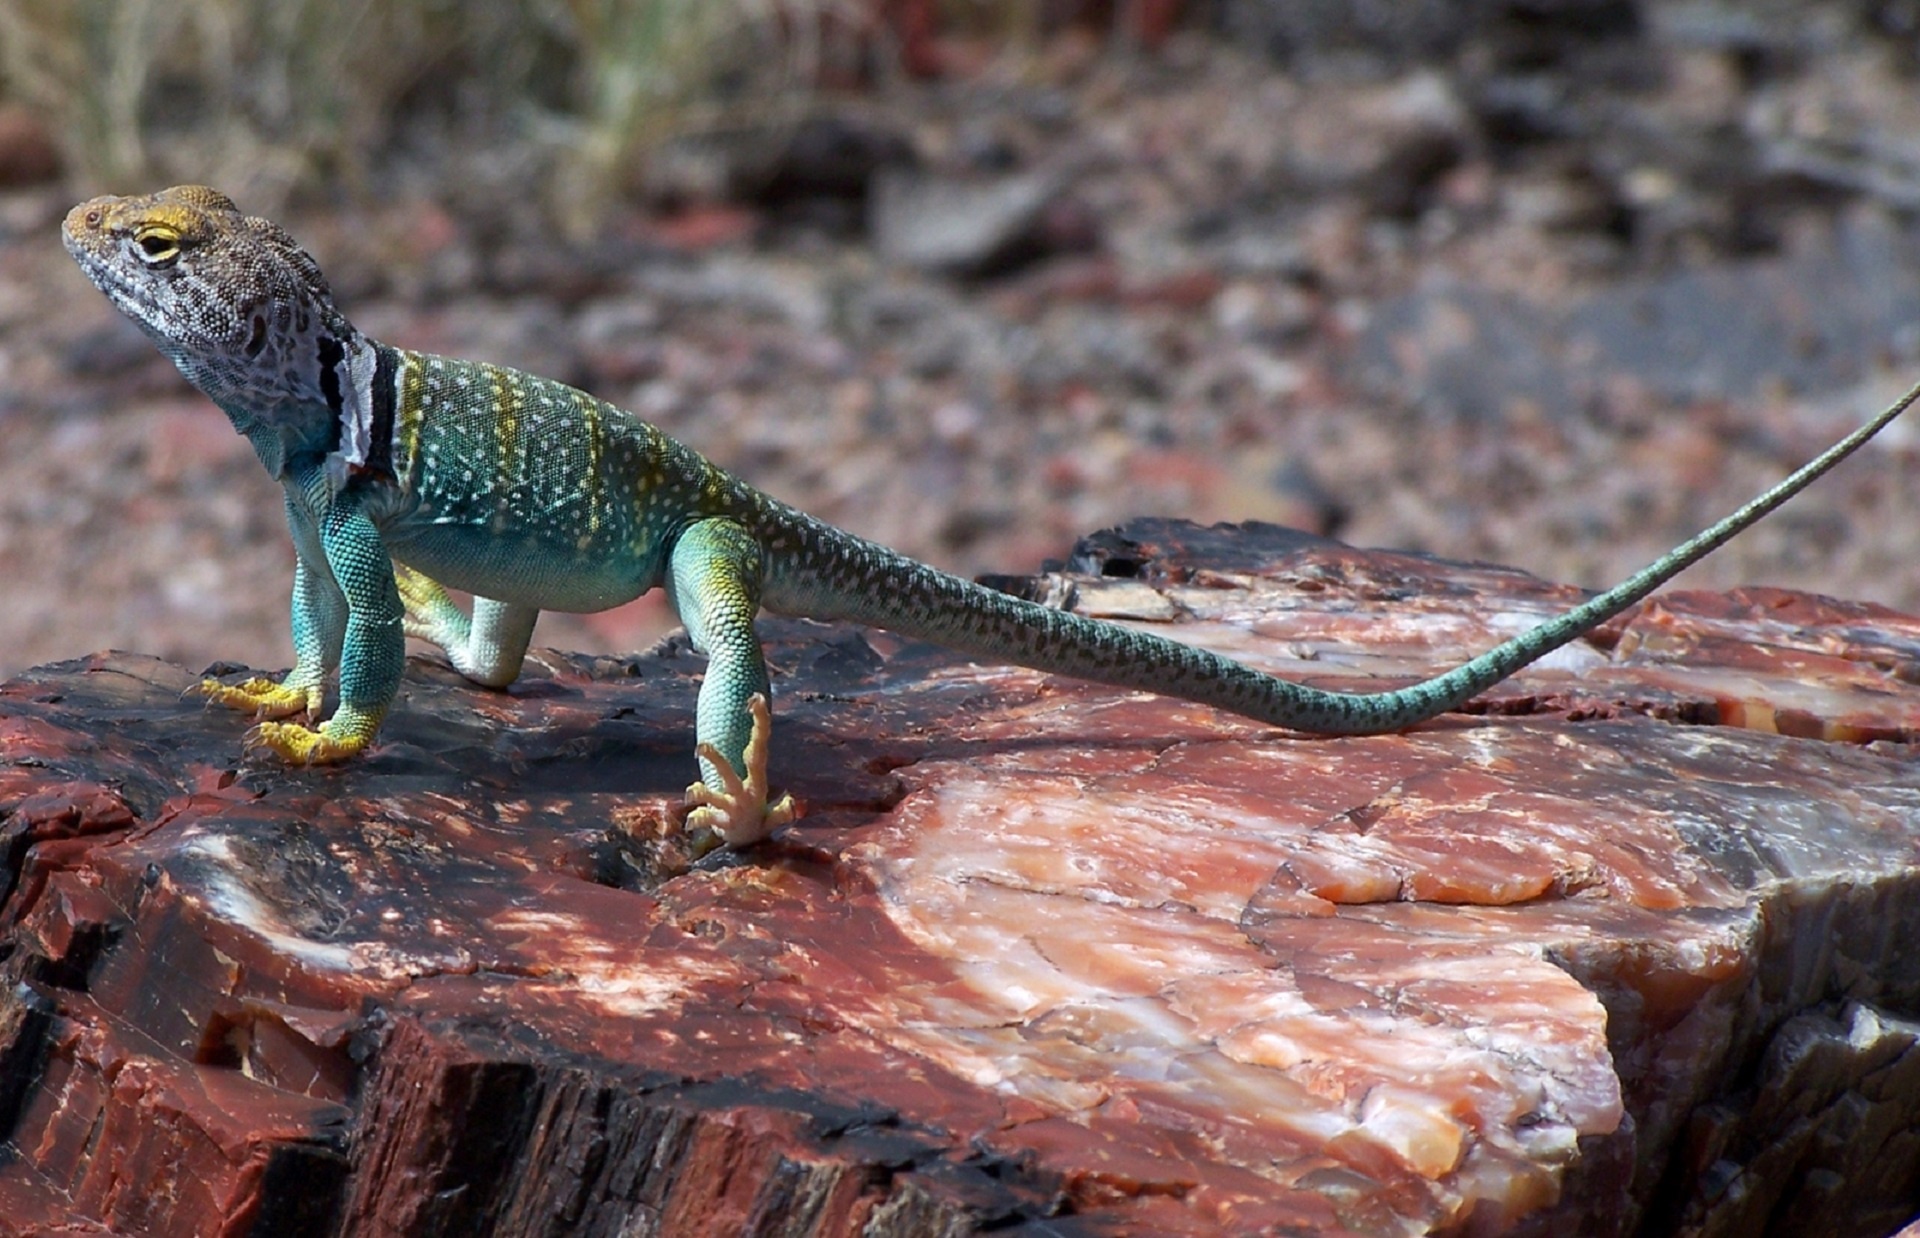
[203,384,339,482]
[177,328,397,486]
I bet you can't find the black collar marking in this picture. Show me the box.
[365,345,398,477]
[317,335,346,454]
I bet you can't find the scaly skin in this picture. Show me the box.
[63,186,1920,846]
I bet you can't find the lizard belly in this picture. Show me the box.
[384,525,655,613]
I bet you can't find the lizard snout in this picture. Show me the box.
[62,196,118,257]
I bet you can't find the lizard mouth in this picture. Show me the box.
[66,247,177,347]
[61,218,167,330]
[62,208,149,309]
[62,227,122,289]
[71,256,140,311]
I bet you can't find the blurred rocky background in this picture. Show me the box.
[1,0,1918,675]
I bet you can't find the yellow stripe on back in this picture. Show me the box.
[579,391,605,544]
[397,351,427,483]
[488,363,522,531]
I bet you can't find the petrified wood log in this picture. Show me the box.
[5,519,1920,1237]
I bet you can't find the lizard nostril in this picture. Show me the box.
[84,208,102,228]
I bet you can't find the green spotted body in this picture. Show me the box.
[378,348,694,610]
[61,185,1920,847]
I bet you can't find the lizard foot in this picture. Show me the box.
[244,720,367,766]
[684,693,797,848]
[194,676,315,719]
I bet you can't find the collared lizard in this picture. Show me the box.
[63,186,1920,847]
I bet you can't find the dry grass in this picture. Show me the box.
[0,0,869,227]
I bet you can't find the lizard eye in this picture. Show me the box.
[133,229,180,265]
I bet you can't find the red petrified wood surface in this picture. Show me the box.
[5,519,1920,1237]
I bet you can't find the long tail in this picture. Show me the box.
[760,381,1920,735]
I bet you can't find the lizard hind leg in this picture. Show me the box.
[393,563,536,689]
[668,516,798,848]
[394,563,464,646]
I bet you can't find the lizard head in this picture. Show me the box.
[63,185,358,416]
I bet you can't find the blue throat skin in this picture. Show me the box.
[62,185,1920,847]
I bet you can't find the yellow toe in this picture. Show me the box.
[196,676,314,719]
[245,721,366,766]
[682,694,798,847]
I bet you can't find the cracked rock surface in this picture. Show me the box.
[3,519,1920,1235]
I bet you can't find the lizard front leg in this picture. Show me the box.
[198,490,346,722]
[394,564,538,688]
[198,557,339,719]
[667,517,796,847]
[244,471,405,764]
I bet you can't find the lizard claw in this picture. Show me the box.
[244,720,367,765]
[194,676,316,720]
[683,693,797,848]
